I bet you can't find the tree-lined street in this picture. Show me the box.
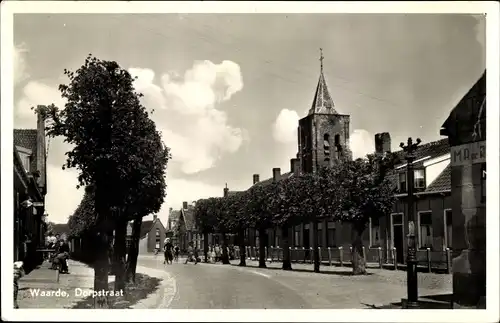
[137,256,452,309]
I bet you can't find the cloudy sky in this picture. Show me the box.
[13,13,485,224]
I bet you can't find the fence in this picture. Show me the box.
[234,246,452,274]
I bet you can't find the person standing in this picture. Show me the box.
[164,238,173,265]
[174,245,180,262]
[57,238,70,274]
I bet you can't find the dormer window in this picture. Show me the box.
[414,169,426,189]
[323,134,330,155]
[398,173,407,193]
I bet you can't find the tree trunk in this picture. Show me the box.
[281,224,292,270]
[258,227,267,268]
[221,233,230,264]
[113,220,127,292]
[351,225,367,275]
[126,217,142,283]
[203,232,209,263]
[312,220,320,273]
[238,229,246,266]
[93,231,110,308]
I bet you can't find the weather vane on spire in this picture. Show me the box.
[319,48,324,72]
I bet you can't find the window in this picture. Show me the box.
[414,169,426,189]
[369,217,381,247]
[481,163,486,202]
[444,209,452,249]
[323,134,330,155]
[317,222,323,247]
[155,241,160,249]
[418,212,433,249]
[334,134,340,146]
[19,152,30,172]
[155,228,160,237]
[294,226,300,247]
[398,173,407,192]
[327,228,336,247]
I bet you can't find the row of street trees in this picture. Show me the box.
[194,154,398,275]
[36,55,170,308]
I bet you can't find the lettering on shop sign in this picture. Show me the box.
[451,141,486,166]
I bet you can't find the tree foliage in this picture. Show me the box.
[335,155,398,230]
[36,54,170,219]
[68,186,98,238]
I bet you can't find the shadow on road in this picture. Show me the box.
[232,263,374,276]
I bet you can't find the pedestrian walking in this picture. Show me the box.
[164,238,173,265]
[174,245,180,262]
[184,242,197,265]
[214,244,221,263]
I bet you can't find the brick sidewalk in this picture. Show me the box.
[18,260,115,309]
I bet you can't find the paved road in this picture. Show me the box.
[138,256,452,309]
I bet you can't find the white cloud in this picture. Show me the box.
[15,59,246,224]
[16,81,66,124]
[129,60,246,174]
[349,129,375,159]
[273,108,299,144]
[14,44,29,85]
[44,165,84,224]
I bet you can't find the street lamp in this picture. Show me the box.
[399,137,422,309]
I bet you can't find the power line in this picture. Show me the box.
[105,15,404,109]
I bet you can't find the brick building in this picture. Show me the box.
[125,214,167,254]
[167,202,203,252]
[440,70,486,307]
[14,111,48,270]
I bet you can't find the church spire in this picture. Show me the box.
[308,48,337,115]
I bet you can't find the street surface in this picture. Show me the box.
[138,255,452,309]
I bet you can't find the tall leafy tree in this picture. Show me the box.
[210,197,231,264]
[336,154,397,275]
[287,168,341,273]
[244,183,281,268]
[223,192,250,266]
[36,54,169,307]
[194,198,217,263]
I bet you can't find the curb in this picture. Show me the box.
[131,265,177,309]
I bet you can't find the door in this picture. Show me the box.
[393,225,404,263]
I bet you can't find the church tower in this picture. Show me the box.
[297,49,352,174]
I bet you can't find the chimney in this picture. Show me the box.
[182,201,188,210]
[153,214,158,221]
[253,174,260,185]
[290,158,300,175]
[36,106,47,193]
[223,183,229,197]
[375,132,391,155]
[272,168,281,183]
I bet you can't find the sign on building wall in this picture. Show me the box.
[451,141,486,167]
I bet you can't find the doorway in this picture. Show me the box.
[303,226,310,262]
[392,213,405,263]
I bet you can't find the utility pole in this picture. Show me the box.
[399,137,422,309]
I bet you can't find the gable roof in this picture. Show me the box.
[426,164,451,193]
[125,218,164,239]
[441,70,486,140]
[393,138,449,168]
[51,223,70,235]
[251,171,294,188]
[227,190,244,197]
[180,207,196,231]
[14,129,38,172]
[389,138,451,194]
